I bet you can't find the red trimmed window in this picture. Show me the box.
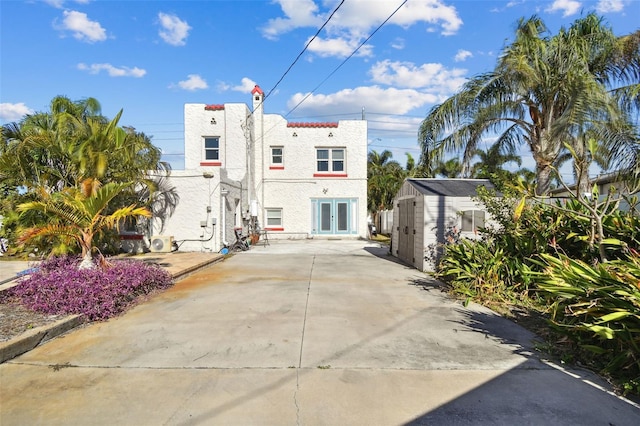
[314,148,346,177]
[270,146,284,170]
[201,137,221,166]
[265,208,283,230]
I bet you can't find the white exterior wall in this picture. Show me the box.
[421,196,485,272]
[259,117,367,239]
[151,90,368,251]
[184,103,250,180]
[150,170,222,252]
[391,178,491,272]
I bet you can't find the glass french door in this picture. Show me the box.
[311,198,357,235]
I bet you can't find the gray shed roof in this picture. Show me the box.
[406,178,496,197]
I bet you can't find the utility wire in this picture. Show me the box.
[254,0,410,145]
[285,0,409,117]
[263,0,346,103]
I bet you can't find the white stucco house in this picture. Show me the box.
[147,85,368,252]
[391,178,496,272]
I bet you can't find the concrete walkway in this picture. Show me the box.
[1,240,639,425]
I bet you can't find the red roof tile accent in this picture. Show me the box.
[204,104,225,111]
[287,122,339,128]
[251,85,264,95]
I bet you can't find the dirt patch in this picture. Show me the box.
[0,300,61,342]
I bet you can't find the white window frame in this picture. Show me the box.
[204,137,220,161]
[461,210,485,232]
[266,208,283,227]
[271,146,284,167]
[316,148,345,173]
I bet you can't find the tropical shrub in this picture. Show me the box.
[437,239,514,310]
[530,253,640,395]
[18,180,151,269]
[437,185,640,395]
[5,255,173,321]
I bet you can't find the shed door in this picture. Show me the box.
[397,198,415,265]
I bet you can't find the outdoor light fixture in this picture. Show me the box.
[203,172,214,179]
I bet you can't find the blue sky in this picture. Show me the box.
[1,0,638,176]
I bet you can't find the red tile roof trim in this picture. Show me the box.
[204,104,225,111]
[287,122,339,128]
[251,85,264,95]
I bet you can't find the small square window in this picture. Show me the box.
[271,146,283,166]
[461,210,485,232]
[204,137,219,161]
[266,208,282,227]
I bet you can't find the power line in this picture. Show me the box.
[285,0,409,117]
[263,0,346,103]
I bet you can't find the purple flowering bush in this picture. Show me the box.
[7,255,173,321]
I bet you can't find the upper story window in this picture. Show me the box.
[316,148,345,174]
[204,137,219,161]
[270,146,283,169]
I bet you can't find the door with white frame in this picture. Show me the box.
[311,198,358,235]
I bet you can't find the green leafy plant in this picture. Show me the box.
[18,179,150,269]
[530,253,640,394]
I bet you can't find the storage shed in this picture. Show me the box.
[391,178,496,272]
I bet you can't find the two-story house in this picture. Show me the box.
[148,86,368,252]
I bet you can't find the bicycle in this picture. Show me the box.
[230,228,250,252]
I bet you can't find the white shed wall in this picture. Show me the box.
[421,196,485,272]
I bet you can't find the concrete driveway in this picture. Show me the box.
[1,240,639,425]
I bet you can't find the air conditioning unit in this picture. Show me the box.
[150,235,174,253]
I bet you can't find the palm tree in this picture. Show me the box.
[368,150,404,226]
[419,14,639,196]
[1,96,170,191]
[434,158,463,178]
[1,96,172,255]
[404,152,430,178]
[469,144,533,189]
[0,96,106,192]
[18,179,151,269]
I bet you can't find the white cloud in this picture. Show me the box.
[172,74,208,91]
[232,77,258,93]
[546,0,582,17]
[387,0,462,36]
[287,86,439,117]
[157,12,191,46]
[454,49,472,62]
[262,0,462,58]
[307,35,374,58]
[77,63,146,77]
[45,0,90,7]
[0,103,34,122]
[44,0,66,7]
[57,10,107,42]
[390,37,405,50]
[261,0,323,40]
[369,60,467,94]
[596,0,625,13]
